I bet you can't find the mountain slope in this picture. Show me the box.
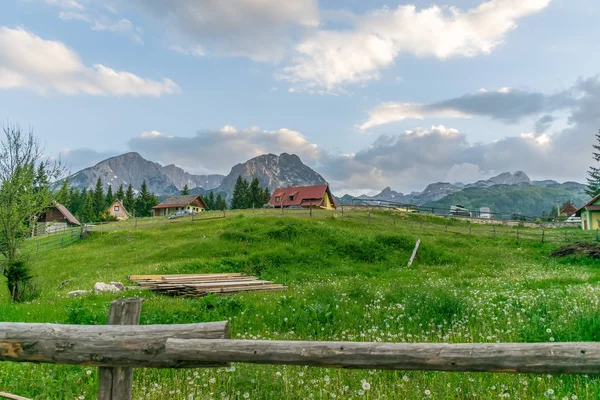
[423,183,588,217]
[67,152,224,195]
[216,153,327,196]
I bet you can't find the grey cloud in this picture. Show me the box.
[534,114,556,134]
[429,89,575,124]
[58,148,118,174]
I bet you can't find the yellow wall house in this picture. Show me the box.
[575,194,600,230]
[107,199,131,220]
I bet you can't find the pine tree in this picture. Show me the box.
[216,193,227,210]
[56,178,70,207]
[115,184,125,203]
[231,176,250,209]
[105,185,115,206]
[135,180,153,217]
[586,130,600,197]
[249,177,262,208]
[92,178,105,217]
[262,187,271,205]
[207,190,215,210]
[68,187,80,216]
[124,184,135,214]
[181,184,190,195]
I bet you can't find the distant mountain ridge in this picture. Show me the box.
[66,152,224,195]
[65,152,328,199]
[338,171,588,217]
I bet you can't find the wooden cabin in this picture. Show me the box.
[152,195,207,217]
[107,199,130,220]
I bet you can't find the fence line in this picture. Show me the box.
[85,207,598,245]
[1,298,598,400]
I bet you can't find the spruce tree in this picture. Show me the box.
[207,190,215,210]
[135,181,155,217]
[68,187,80,215]
[262,187,271,205]
[231,176,250,209]
[586,130,600,197]
[124,184,135,213]
[56,178,70,207]
[92,178,105,217]
[181,184,190,195]
[249,177,262,208]
[216,193,227,210]
[105,185,115,206]
[115,184,125,203]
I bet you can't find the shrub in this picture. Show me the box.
[3,260,40,302]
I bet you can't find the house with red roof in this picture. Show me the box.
[268,184,337,210]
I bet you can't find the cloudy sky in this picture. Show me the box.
[1,0,599,195]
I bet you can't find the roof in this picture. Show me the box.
[268,184,337,208]
[54,202,81,225]
[575,193,600,216]
[108,199,131,217]
[560,203,578,216]
[152,195,207,209]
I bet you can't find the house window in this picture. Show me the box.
[114,206,119,211]
[275,196,280,202]
[289,195,295,201]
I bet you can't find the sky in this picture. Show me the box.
[0,0,599,195]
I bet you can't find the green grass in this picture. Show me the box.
[1,212,600,399]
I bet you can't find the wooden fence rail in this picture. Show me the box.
[1,298,598,400]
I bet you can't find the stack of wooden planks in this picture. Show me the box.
[128,273,287,297]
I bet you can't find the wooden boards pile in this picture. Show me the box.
[128,273,287,297]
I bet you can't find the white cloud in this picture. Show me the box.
[282,0,550,90]
[140,130,171,138]
[124,0,320,62]
[59,11,143,44]
[0,26,179,96]
[360,103,472,130]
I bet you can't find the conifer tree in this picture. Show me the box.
[181,184,190,195]
[135,181,151,217]
[216,193,226,210]
[56,178,70,207]
[249,177,262,208]
[105,185,115,206]
[115,184,125,203]
[231,176,250,209]
[92,178,105,216]
[586,130,600,197]
[124,184,135,213]
[207,190,215,210]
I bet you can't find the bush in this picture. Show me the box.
[4,260,40,302]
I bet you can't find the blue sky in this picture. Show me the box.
[0,0,599,194]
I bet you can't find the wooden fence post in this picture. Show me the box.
[493,225,496,239]
[368,211,371,224]
[596,229,599,243]
[541,230,545,243]
[98,298,143,400]
[516,226,520,241]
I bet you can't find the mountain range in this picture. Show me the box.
[64,152,588,216]
[65,152,327,199]
[339,171,588,217]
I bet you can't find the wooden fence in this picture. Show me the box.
[1,298,599,400]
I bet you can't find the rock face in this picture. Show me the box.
[216,153,328,197]
[66,152,224,195]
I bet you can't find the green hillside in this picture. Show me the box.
[424,184,589,217]
[1,212,599,399]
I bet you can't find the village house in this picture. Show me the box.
[152,194,208,217]
[560,202,578,217]
[107,199,130,220]
[575,194,600,230]
[38,202,80,234]
[268,184,337,210]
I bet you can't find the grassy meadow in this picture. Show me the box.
[1,211,599,399]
